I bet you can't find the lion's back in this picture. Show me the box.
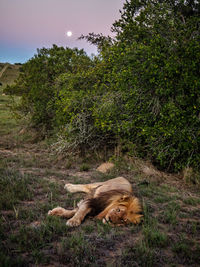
[93,177,132,197]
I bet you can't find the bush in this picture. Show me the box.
[53,64,113,155]
[5,45,94,132]
[6,1,200,172]
[92,0,200,171]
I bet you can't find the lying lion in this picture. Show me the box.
[48,177,143,227]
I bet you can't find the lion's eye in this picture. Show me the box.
[116,208,120,212]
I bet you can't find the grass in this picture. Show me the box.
[183,197,200,206]
[0,80,200,266]
[1,162,200,267]
[121,241,157,267]
[80,163,90,172]
[58,233,97,266]
[143,225,168,248]
[172,234,200,265]
[0,63,20,86]
[0,169,33,210]
[0,94,19,136]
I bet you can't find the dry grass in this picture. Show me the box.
[0,62,20,86]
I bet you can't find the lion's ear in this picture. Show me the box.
[119,195,130,202]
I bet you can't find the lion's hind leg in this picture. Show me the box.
[48,207,77,218]
[64,182,103,194]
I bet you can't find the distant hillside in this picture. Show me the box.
[0,63,21,86]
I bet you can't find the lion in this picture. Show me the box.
[48,177,143,227]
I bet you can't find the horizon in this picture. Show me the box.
[0,0,124,64]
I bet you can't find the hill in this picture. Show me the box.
[0,62,21,86]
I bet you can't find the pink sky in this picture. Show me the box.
[0,0,124,63]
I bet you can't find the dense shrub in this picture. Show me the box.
[53,66,110,154]
[6,0,200,172]
[92,0,200,171]
[5,45,94,131]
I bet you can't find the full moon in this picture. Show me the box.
[66,31,72,37]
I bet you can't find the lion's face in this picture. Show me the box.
[95,191,143,226]
[98,198,143,226]
[103,205,128,225]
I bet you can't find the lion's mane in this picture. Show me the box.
[87,190,142,224]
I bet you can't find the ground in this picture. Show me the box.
[0,87,200,266]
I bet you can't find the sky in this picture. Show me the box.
[0,0,124,64]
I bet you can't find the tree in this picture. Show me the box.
[102,0,200,171]
[5,45,93,132]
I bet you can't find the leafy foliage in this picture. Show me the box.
[5,45,93,132]
[6,0,200,172]
[94,0,200,171]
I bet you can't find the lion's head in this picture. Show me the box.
[94,191,143,225]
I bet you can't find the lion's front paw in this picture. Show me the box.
[66,218,81,227]
[48,207,65,216]
[64,183,76,193]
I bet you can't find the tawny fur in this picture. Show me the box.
[48,177,143,227]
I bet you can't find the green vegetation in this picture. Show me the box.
[0,63,21,138]
[4,0,200,174]
[1,140,200,266]
[1,1,200,265]
[0,63,21,86]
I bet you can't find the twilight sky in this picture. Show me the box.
[0,0,124,63]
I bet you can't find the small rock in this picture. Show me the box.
[97,162,114,173]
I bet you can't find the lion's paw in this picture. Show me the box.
[48,207,65,216]
[64,183,77,193]
[66,218,81,227]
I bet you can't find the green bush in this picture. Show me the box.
[53,63,113,155]
[6,0,200,172]
[92,0,200,171]
[5,45,94,132]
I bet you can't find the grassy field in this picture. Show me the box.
[0,63,21,86]
[0,79,200,266]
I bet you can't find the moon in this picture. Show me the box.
[66,31,72,37]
